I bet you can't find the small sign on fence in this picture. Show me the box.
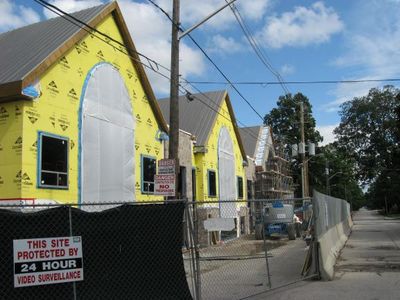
[13,236,83,288]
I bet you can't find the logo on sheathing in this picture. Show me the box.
[75,41,89,54]
[28,116,38,124]
[15,105,21,117]
[0,176,4,185]
[15,170,22,180]
[126,69,133,79]
[59,56,70,69]
[70,140,75,150]
[26,109,40,124]
[12,136,22,151]
[58,117,70,131]
[30,141,37,152]
[97,50,104,60]
[68,88,78,100]
[22,172,33,186]
[0,107,9,122]
[47,80,59,94]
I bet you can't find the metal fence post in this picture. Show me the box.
[68,206,77,300]
[185,201,201,300]
[261,201,272,289]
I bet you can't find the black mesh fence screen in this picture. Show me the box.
[0,203,192,300]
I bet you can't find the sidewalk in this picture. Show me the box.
[251,209,400,300]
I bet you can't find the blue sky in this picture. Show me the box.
[2,0,400,145]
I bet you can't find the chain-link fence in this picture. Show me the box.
[0,199,318,299]
[186,198,317,300]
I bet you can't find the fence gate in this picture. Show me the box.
[184,198,319,300]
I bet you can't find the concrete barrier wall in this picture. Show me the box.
[313,191,353,280]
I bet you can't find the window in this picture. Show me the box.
[38,132,68,189]
[237,177,244,199]
[208,170,217,197]
[141,155,156,193]
[247,180,253,200]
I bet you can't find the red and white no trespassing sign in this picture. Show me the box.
[154,174,175,196]
[13,236,83,288]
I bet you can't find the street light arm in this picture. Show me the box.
[178,0,237,40]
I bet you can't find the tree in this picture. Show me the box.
[308,143,365,210]
[335,86,400,211]
[264,93,323,197]
[264,93,323,150]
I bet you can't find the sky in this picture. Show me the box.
[2,0,400,145]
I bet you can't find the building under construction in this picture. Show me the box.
[254,153,295,200]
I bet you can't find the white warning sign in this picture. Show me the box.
[154,174,175,196]
[13,236,83,288]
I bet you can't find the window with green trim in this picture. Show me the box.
[208,170,216,197]
[38,132,68,189]
[237,176,243,199]
[141,155,156,193]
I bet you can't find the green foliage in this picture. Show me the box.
[264,92,365,207]
[264,93,323,148]
[335,86,400,211]
[308,144,365,210]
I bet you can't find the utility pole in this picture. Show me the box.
[325,159,329,195]
[299,101,307,198]
[168,0,237,199]
[169,0,180,198]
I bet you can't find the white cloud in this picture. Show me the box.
[43,0,103,18]
[156,0,271,30]
[42,0,206,94]
[208,34,244,54]
[317,124,338,146]
[118,0,205,94]
[0,0,41,31]
[327,0,400,111]
[280,64,295,76]
[258,1,344,48]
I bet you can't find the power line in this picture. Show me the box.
[187,78,400,85]
[34,0,172,75]
[226,1,290,95]
[146,0,265,122]
[35,0,265,147]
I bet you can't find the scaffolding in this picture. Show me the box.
[255,154,295,200]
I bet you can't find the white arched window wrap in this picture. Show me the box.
[218,126,236,218]
[80,63,135,208]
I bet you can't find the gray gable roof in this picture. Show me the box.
[158,90,248,161]
[0,4,109,86]
[158,90,226,146]
[239,126,261,158]
[0,1,169,131]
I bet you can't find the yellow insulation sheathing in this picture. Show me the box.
[0,15,164,204]
[0,103,23,199]
[194,97,246,208]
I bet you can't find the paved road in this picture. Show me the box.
[184,234,309,299]
[253,209,400,300]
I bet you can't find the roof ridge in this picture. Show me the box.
[0,3,109,38]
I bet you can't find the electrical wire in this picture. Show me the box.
[226,1,290,95]
[34,0,265,147]
[186,78,400,85]
[34,0,172,75]
[146,0,265,122]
